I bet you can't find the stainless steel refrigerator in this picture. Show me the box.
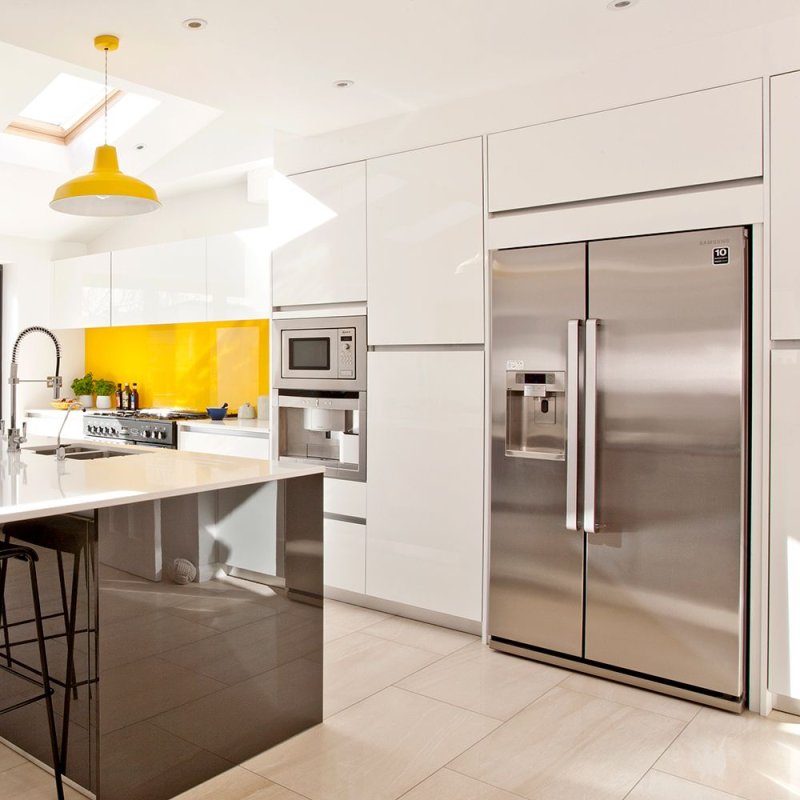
[489,227,748,711]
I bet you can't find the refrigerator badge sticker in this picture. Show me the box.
[506,360,524,370]
[713,247,730,265]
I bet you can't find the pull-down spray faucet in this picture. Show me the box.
[7,326,63,451]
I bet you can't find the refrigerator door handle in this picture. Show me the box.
[566,319,581,531]
[584,318,601,533]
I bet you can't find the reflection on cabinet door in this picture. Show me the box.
[112,238,207,326]
[367,138,484,345]
[207,229,271,321]
[51,253,111,328]
[366,350,484,620]
[271,162,367,307]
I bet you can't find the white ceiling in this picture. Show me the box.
[0,0,798,243]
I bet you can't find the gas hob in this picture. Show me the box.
[83,409,208,448]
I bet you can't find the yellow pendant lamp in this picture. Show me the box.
[50,34,160,216]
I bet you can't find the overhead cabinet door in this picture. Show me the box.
[488,80,763,213]
[207,229,271,321]
[51,252,112,328]
[271,162,367,307]
[112,238,207,326]
[366,138,484,345]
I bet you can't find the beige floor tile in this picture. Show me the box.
[450,686,684,800]
[323,600,391,634]
[401,768,525,799]
[626,770,746,800]
[561,673,701,722]
[0,761,85,799]
[656,707,800,800]
[322,621,354,644]
[0,743,25,773]
[362,615,477,655]
[323,631,440,717]
[398,642,567,720]
[171,765,308,799]
[246,686,499,800]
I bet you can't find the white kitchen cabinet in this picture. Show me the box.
[769,350,800,703]
[366,138,484,345]
[488,80,763,213]
[178,426,270,460]
[111,238,207,326]
[271,162,367,307]
[771,71,800,339]
[323,477,366,593]
[51,253,111,328]
[24,410,85,440]
[366,350,484,621]
[207,228,271,321]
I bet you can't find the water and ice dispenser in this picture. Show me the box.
[505,371,566,460]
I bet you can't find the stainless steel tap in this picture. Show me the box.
[7,326,63,452]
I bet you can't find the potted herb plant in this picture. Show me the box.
[71,373,95,408]
[94,378,116,409]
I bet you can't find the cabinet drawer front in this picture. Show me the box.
[324,518,366,594]
[324,478,366,518]
[488,80,763,213]
[178,430,270,460]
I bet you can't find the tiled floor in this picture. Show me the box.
[2,599,800,800]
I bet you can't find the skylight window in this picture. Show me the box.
[5,73,122,146]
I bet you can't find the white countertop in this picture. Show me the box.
[0,435,320,525]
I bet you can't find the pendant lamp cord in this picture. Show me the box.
[103,46,108,145]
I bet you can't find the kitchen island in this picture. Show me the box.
[0,438,323,800]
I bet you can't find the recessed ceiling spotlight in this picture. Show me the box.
[182,18,207,30]
[333,80,354,89]
[607,0,638,8]
[135,144,146,150]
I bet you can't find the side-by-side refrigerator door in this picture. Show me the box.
[584,228,747,698]
[489,243,586,656]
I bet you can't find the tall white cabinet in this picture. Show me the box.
[771,71,800,340]
[271,161,367,307]
[366,138,484,345]
[366,350,484,621]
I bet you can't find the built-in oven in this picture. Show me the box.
[272,316,367,481]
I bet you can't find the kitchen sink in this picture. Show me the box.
[25,444,138,460]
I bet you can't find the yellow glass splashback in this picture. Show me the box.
[84,320,269,411]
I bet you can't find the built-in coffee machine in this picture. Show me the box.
[271,316,366,482]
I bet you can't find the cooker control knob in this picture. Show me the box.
[144,430,151,438]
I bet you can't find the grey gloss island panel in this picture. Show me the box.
[489,228,747,708]
[0,474,323,799]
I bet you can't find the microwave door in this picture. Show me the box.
[281,329,339,380]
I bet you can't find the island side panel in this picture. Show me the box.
[96,474,323,800]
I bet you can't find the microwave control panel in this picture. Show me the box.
[338,328,355,378]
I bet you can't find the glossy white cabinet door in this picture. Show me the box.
[771,72,800,339]
[271,162,367,307]
[51,252,111,328]
[769,350,800,701]
[367,138,484,345]
[207,228,271,321]
[366,350,484,620]
[324,518,366,593]
[178,429,270,460]
[488,80,763,213]
[111,238,207,326]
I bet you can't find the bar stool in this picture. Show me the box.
[0,541,64,800]
[0,514,94,772]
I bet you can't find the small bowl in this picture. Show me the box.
[206,406,228,421]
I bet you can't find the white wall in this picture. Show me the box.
[86,177,268,252]
[1,235,86,422]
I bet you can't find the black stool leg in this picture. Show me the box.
[0,558,11,669]
[59,550,81,772]
[27,557,65,800]
[55,552,78,701]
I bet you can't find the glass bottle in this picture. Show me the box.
[122,384,131,410]
[132,383,140,411]
[115,383,123,410]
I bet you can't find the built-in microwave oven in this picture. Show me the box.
[272,315,367,391]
